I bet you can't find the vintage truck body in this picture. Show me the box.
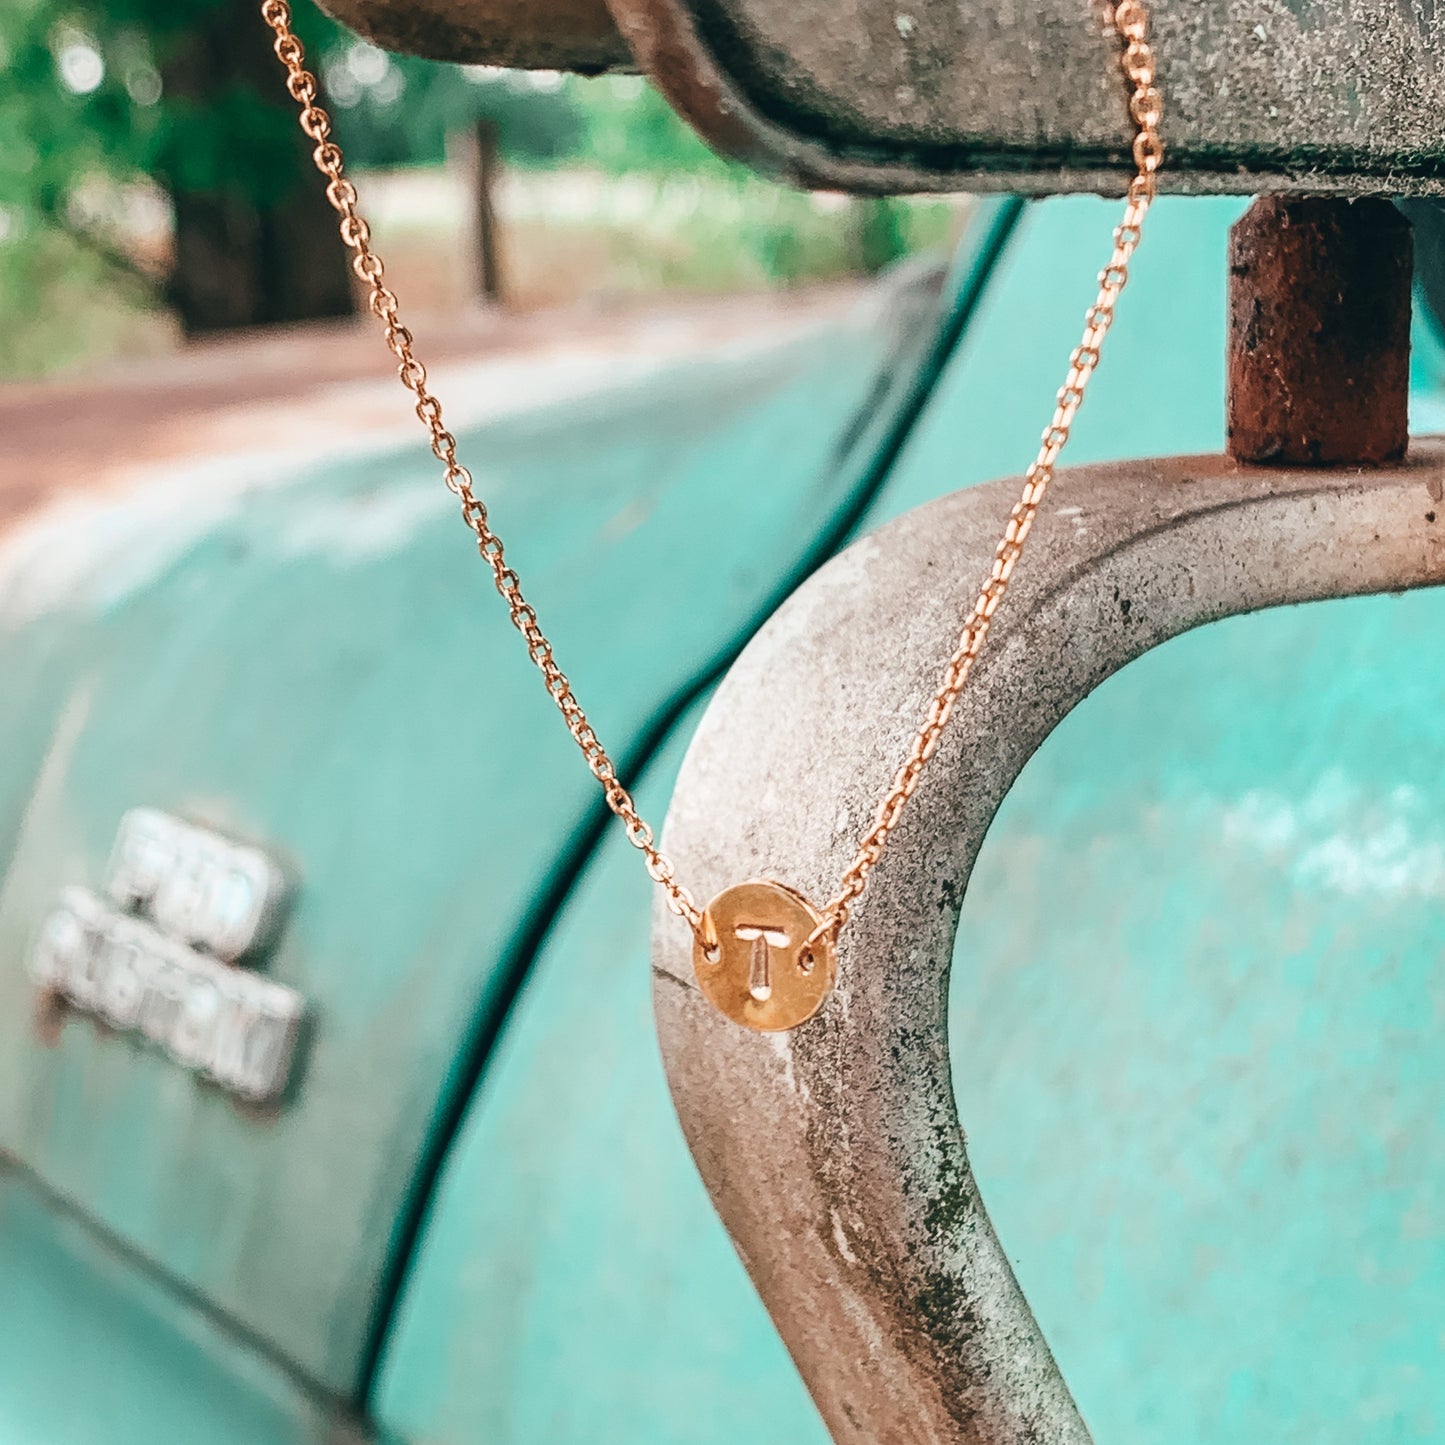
[4,189,1445,1443]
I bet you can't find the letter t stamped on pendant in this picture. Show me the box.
[693,879,836,1032]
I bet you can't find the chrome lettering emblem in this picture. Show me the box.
[29,810,304,1105]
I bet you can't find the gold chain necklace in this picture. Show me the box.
[260,0,1163,1031]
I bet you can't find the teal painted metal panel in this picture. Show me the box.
[952,587,1445,1441]
[0,1163,345,1445]
[375,699,831,1445]
[863,194,1249,528]
[7,189,1441,1444]
[0,296,923,1395]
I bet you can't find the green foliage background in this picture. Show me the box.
[0,1,953,377]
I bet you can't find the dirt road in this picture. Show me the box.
[0,287,859,536]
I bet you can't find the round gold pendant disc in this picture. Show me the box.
[693,879,837,1032]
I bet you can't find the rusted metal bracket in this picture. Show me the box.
[654,446,1445,1444]
[1227,197,1412,467]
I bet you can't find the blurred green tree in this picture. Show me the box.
[0,3,706,343]
[318,50,588,169]
[156,1,359,332]
[855,197,910,275]
[1,0,356,335]
[0,6,943,374]
[308,47,721,175]
[576,75,722,174]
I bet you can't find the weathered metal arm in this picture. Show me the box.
[312,0,1445,198]
[608,0,1445,195]
[653,447,1445,1444]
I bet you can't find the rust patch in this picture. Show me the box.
[1227,196,1411,467]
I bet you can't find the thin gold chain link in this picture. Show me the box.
[259,0,705,936]
[805,0,1163,954]
[258,0,1160,959]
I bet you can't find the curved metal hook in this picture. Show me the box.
[653,446,1445,1444]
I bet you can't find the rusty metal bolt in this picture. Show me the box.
[1227,196,1412,467]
